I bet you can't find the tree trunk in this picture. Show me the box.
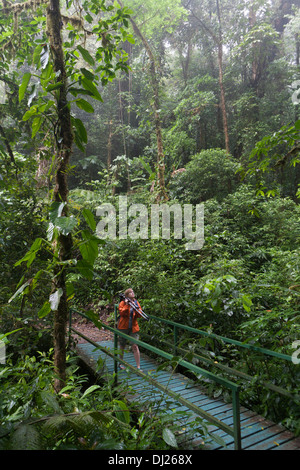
[46,0,73,393]
[216,0,229,154]
[217,41,230,154]
[107,119,113,171]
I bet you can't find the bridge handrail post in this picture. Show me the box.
[232,388,241,450]
[173,325,178,356]
[113,304,119,383]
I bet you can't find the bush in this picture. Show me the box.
[169,149,240,204]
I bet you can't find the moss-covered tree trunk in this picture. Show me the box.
[46,0,73,392]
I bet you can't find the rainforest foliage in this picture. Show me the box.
[0,0,299,450]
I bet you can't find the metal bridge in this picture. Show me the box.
[69,306,300,451]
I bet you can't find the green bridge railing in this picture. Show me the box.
[145,312,296,400]
[69,306,298,450]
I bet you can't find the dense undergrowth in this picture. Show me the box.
[1,150,299,449]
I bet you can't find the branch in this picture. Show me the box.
[275,145,300,166]
[0,123,17,166]
[0,0,48,15]
[190,10,218,44]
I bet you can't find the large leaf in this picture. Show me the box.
[49,201,66,222]
[81,385,101,399]
[113,400,130,424]
[73,117,88,144]
[9,425,42,450]
[46,82,63,92]
[54,216,78,235]
[32,116,43,138]
[33,44,43,67]
[22,105,39,121]
[75,98,94,113]
[49,288,63,311]
[40,391,63,414]
[162,428,177,447]
[0,328,23,342]
[79,236,98,265]
[81,76,103,101]
[76,259,94,280]
[48,203,78,237]
[19,72,31,102]
[81,67,95,80]
[82,208,96,231]
[77,45,95,66]
[38,300,52,318]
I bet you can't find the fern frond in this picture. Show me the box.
[9,424,42,450]
[41,414,72,435]
[70,412,98,435]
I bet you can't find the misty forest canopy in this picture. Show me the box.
[0,0,299,451]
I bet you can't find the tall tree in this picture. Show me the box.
[1,0,132,391]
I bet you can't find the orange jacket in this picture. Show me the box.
[118,299,142,333]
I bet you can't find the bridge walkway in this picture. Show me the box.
[75,338,300,451]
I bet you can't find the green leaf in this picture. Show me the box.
[76,259,94,280]
[113,400,130,424]
[68,87,93,97]
[40,391,62,414]
[46,82,63,92]
[126,34,135,44]
[9,424,42,450]
[49,202,66,222]
[82,208,96,231]
[54,216,78,235]
[162,428,177,447]
[74,131,85,152]
[14,251,35,268]
[32,116,43,138]
[73,117,88,144]
[77,45,95,66]
[81,77,103,101]
[80,67,95,81]
[19,72,31,102]
[33,44,43,67]
[0,329,22,342]
[30,237,43,252]
[38,300,52,318]
[242,294,253,313]
[75,98,94,113]
[48,202,78,235]
[85,12,93,23]
[14,238,43,267]
[22,105,38,121]
[79,236,98,265]
[81,385,101,399]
